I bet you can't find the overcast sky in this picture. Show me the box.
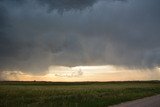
[0,0,160,79]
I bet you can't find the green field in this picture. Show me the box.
[0,81,160,107]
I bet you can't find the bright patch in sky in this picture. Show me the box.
[1,65,160,81]
[48,65,121,77]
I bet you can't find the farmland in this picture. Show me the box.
[0,81,160,107]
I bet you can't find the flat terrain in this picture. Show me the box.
[0,81,160,107]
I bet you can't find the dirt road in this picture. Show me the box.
[110,94,160,107]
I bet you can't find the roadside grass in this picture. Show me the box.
[0,81,160,107]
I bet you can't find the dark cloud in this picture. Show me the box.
[38,0,97,13]
[0,0,160,75]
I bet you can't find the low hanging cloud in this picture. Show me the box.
[1,66,160,81]
[49,66,83,77]
[0,0,160,76]
[37,0,97,13]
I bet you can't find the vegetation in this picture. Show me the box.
[0,81,160,107]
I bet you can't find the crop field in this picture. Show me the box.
[0,81,160,107]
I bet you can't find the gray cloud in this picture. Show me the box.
[0,0,160,75]
[38,0,97,13]
[54,68,83,77]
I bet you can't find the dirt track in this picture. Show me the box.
[110,94,160,107]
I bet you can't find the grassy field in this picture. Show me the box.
[0,81,160,107]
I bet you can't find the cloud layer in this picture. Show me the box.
[0,0,160,75]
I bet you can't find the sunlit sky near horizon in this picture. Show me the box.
[1,65,160,81]
[0,0,160,81]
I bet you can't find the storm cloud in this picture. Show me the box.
[0,0,160,75]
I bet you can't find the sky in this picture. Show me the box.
[0,0,160,81]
